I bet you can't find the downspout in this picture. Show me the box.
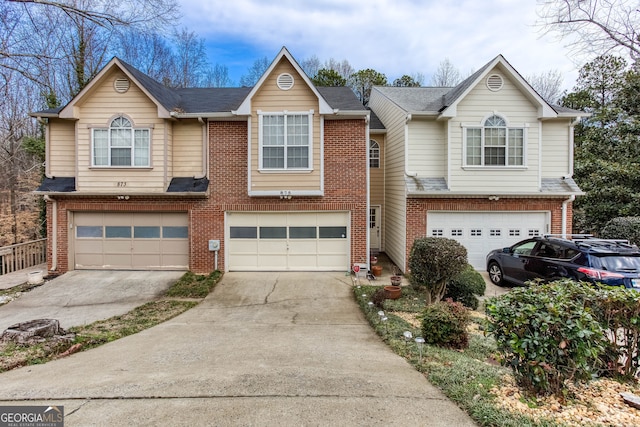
[561,195,575,238]
[365,115,371,270]
[196,117,208,179]
[404,114,417,177]
[44,195,57,271]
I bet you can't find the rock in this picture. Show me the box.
[621,392,640,410]
[1,319,72,344]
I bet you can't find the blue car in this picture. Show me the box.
[486,236,640,289]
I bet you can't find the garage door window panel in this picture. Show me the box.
[290,226,316,239]
[319,226,347,238]
[77,226,103,238]
[163,226,188,238]
[230,226,257,239]
[464,115,526,167]
[106,226,131,238]
[260,226,287,239]
[134,226,160,238]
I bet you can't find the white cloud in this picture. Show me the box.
[177,0,581,90]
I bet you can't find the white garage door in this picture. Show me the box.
[73,212,189,270]
[227,212,350,271]
[427,211,549,270]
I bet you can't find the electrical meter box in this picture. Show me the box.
[208,240,220,251]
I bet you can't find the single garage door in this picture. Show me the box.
[427,211,549,270]
[227,212,349,271]
[73,212,188,270]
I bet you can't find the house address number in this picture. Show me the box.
[117,182,127,187]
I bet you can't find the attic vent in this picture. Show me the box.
[114,78,130,93]
[486,74,503,91]
[277,73,294,90]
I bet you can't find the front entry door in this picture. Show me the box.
[369,206,381,250]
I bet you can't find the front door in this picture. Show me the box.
[369,206,381,250]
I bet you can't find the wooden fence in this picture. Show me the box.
[0,239,47,275]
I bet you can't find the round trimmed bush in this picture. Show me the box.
[421,299,470,349]
[444,264,486,310]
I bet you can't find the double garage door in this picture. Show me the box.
[73,212,189,270]
[227,212,350,271]
[427,211,549,270]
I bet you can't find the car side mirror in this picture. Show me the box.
[502,247,512,254]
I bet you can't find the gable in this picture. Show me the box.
[253,58,318,110]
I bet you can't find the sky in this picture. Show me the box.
[176,0,582,91]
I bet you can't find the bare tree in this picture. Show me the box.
[324,58,354,80]
[300,55,321,78]
[527,69,564,104]
[204,63,232,87]
[170,28,210,88]
[0,72,41,244]
[431,58,462,86]
[239,56,269,87]
[537,0,640,62]
[117,30,176,85]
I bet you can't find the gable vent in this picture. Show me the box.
[486,74,503,91]
[277,73,294,90]
[114,78,130,93]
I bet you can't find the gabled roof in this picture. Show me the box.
[235,47,335,115]
[372,55,587,119]
[32,50,365,119]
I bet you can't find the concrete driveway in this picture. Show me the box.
[0,270,184,332]
[0,272,476,426]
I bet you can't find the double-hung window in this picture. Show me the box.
[92,116,150,167]
[465,115,524,167]
[259,112,312,170]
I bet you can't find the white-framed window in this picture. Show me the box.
[92,116,150,167]
[369,139,380,168]
[259,111,312,170]
[464,115,524,167]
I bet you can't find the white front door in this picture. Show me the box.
[369,206,381,250]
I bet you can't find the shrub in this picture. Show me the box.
[590,285,640,379]
[371,287,386,309]
[485,280,606,397]
[409,237,467,305]
[600,216,640,245]
[421,299,470,349]
[444,264,486,310]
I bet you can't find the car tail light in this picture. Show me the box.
[577,267,624,280]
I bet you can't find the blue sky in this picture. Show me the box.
[176,0,582,90]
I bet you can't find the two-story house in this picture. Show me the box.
[368,55,587,270]
[33,47,369,274]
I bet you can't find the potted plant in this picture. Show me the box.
[390,266,402,286]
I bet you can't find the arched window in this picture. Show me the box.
[465,114,524,166]
[92,116,150,167]
[369,139,380,168]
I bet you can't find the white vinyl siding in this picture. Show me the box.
[542,120,572,177]
[368,89,410,269]
[47,120,76,176]
[449,70,540,193]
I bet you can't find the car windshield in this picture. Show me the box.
[595,255,640,272]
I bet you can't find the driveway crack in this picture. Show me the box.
[264,279,277,304]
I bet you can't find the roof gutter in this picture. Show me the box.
[170,112,238,119]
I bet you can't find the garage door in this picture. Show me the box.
[73,212,188,270]
[227,212,349,271]
[427,211,549,270]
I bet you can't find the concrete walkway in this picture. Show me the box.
[0,272,477,426]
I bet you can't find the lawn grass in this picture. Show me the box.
[354,284,565,427]
[0,270,221,372]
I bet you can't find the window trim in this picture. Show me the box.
[258,110,313,172]
[462,115,528,169]
[91,116,152,168]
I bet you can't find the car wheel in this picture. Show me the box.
[488,262,504,286]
